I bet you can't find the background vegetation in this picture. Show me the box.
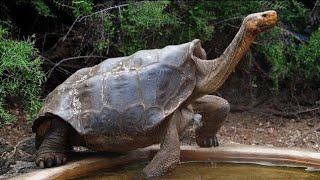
[0,0,319,125]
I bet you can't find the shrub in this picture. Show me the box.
[96,1,218,55]
[293,28,320,80]
[0,26,45,124]
[27,0,93,17]
[117,1,180,55]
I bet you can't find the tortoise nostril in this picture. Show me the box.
[262,13,268,18]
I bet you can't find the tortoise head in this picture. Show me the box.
[243,10,277,36]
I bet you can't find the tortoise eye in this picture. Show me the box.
[262,13,268,18]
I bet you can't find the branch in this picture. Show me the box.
[46,56,108,78]
[231,106,320,119]
[43,58,72,75]
[63,2,144,40]
[212,16,243,26]
[62,16,81,41]
[43,61,84,69]
[78,3,131,22]
[277,22,309,42]
[311,0,320,25]
[6,137,31,159]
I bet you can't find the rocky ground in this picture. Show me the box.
[0,110,319,179]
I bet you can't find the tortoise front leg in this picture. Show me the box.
[192,95,230,147]
[142,110,183,177]
[35,119,69,168]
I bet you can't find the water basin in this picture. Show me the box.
[78,162,320,180]
[12,145,320,180]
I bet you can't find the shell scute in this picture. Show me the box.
[105,70,141,112]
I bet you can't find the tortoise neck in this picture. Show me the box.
[194,24,256,95]
[213,25,256,89]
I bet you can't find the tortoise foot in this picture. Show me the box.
[195,124,220,147]
[35,152,67,168]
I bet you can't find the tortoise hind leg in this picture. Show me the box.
[192,95,230,147]
[142,110,183,177]
[35,119,69,168]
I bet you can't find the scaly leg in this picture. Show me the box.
[142,110,183,177]
[192,95,230,147]
[35,119,69,168]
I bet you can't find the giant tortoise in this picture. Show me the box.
[33,10,277,177]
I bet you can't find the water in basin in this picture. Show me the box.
[77,162,320,179]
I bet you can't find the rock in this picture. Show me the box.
[0,161,37,179]
[0,158,10,175]
[10,161,36,172]
[256,128,264,133]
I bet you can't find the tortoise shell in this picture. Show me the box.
[33,39,204,137]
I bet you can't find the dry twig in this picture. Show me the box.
[6,138,31,160]
[290,122,320,143]
[46,56,108,78]
[231,106,320,119]
[63,3,139,41]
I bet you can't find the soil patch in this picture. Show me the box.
[182,112,320,151]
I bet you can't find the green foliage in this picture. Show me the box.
[70,0,93,16]
[262,41,290,90]
[50,0,93,16]
[31,0,54,17]
[261,27,320,90]
[96,14,115,54]
[210,1,262,19]
[292,28,320,80]
[0,25,9,38]
[0,27,45,124]
[117,1,180,54]
[99,1,217,55]
[178,2,216,42]
[26,0,93,17]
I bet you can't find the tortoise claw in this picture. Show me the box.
[56,158,62,166]
[35,152,67,168]
[62,157,67,165]
[39,161,45,169]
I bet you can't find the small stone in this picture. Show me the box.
[307,122,315,127]
[256,128,264,133]
[266,121,271,128]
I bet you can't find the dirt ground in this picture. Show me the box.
[182,112,320,150]
[0,109,319,179]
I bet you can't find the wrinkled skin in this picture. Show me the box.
[33,11,277,177]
